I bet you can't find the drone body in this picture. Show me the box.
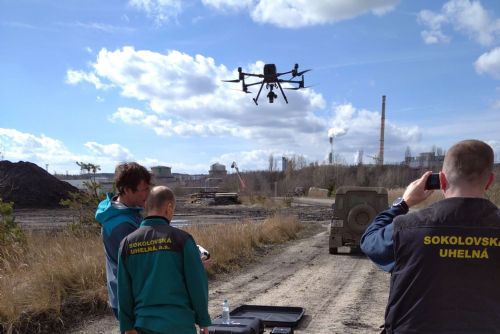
[223,63,311,105]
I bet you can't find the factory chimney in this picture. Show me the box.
[328,136,333,164]
[378,95,386,166]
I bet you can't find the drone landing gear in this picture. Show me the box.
[253,82,265,105]
[253,83,287,105]
[275,81,288,104]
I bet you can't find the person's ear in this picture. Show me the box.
[439,172,447,192]
[485,172,495,190]
[122,186,131,196]
[165,202,174,215]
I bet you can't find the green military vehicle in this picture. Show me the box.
[329,186,388,254]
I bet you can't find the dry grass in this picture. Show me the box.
[0,214,302,332]
[0,233,107,333]
[239,195,288,208]
[185,214,302,274]
[486,183,500,206]
[388,182,500,208]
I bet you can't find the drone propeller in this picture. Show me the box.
[283,86,312,90]
[229,88,252,93]
[223,79,241,83]
[295,69,311,76]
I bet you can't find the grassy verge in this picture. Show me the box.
[0,233,107,333]
[239,195,290,208]
[186,214,302,275]
[0,214,302,333]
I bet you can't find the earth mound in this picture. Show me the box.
[0,160,78,208]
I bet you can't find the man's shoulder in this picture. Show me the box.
[394,198,500,230]
[163,225,194,245]
[393,203,442,230]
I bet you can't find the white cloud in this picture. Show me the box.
[66,69,113,90]
[418,0,500,46]
[72,21,135,33]
[212,148,299,171]
[475,47,500,79]
[0,128,135,174]
[325,103,422,163]
[71,47,327,146]
[134,0,399,28]
[250,0,399,28]
[67,47,427,167]
[128,0,182,25]
[201,0,253,11]
[492,99,500,109]
[0,128,73,164]
[84,142,134,161]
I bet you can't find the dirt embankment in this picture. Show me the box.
[0,160,77,208]
[70,220,390,334]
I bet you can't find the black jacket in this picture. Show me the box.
[385,197,500,334]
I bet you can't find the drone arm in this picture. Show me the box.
[245,81,265,87]
[244,73,265,78]
[278,79,302,84]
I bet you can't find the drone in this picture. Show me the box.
[223,63,311,105]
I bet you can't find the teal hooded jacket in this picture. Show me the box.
[95,193,143,311]
[118,216,211,334]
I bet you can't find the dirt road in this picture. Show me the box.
[70,221,390,334]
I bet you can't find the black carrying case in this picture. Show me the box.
[207,316,264,334]
[230,305,305,328]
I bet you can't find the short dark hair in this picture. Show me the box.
[114,162,151,195]
[443,139,494,186]
[145,186,175,212]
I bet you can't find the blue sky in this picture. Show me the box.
[1,0,499,174]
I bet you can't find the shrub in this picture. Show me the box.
[0,199,26,259]
[60,162,105,236]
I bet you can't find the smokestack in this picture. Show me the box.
[379,95,386,166]
[329,136,333,164]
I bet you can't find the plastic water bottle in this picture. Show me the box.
[222,299,230,324]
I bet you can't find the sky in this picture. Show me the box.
[1,0,500,175]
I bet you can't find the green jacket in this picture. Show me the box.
[118,216,211,333]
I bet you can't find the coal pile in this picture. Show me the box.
[0,160,78,209]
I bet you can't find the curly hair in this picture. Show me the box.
[114,162,152,195]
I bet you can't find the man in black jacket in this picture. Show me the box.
[361,139,499,333]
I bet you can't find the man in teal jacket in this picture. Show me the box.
[95,162,152,318]
[118,186,211,334]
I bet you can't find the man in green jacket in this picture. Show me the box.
[118,186,211,334]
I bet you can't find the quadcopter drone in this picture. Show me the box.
[223,63,311,105]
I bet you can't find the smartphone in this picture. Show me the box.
[425,173,440,190]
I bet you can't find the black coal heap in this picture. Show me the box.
[0,161,78,208]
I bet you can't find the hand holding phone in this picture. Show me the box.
[197,245,210,260]
[425,173,440,190]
